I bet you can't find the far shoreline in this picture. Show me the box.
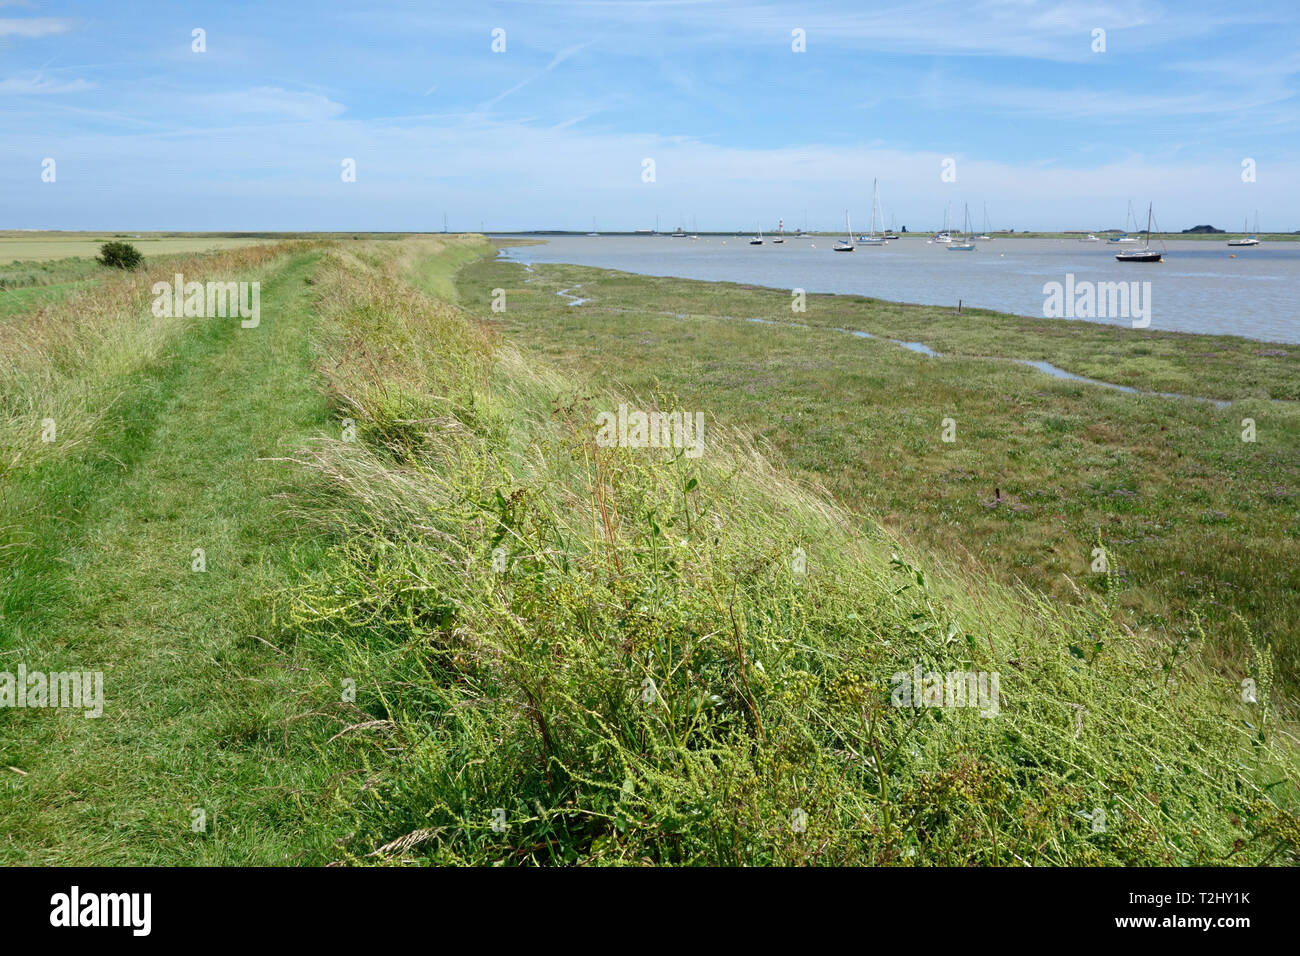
[493,237,1300,351]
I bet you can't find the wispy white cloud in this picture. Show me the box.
[195,87,347,122]
[0,73,93,94]
[458,0,1285,62]
[1163,49,1300,78]
[894,77,1296,121]
[0,16,72,37]
[551,107,606,130]
[480,41,595,110]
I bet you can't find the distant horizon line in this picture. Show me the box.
[6,226,1297,236]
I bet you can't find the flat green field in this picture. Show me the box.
[0,234,275,264]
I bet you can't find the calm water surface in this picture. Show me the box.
[498,235,1300,344]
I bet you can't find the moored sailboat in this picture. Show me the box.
[947,203,976,251]
[834,210,855,251]
[859,180,887,245]
[932,201,953,242]
[1227,212,1261,247]
[1115,203,1163,262]
[1108,201,1140,242]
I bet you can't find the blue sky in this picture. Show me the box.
[3,0,1297,231]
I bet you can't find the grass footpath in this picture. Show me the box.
[0,250,344,863]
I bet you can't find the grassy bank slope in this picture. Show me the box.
[259,240,1297,865]
[456,256,1300,693]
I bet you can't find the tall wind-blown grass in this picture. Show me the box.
[279,241,1299,866]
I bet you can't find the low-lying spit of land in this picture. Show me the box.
[1,235,1296,866]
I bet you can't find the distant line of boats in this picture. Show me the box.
[830,180,906,251]
[923,201,992,250]
[600,200,1265,260]
[1087,203,1266,261]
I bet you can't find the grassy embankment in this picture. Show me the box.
[2,235,1297,865]
[265,239,1297,864]
[458,254,1300,696]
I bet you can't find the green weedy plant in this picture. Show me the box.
[272,241,1300,866]
[95,241,143,270]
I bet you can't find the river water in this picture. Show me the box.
[497,235,1300,344]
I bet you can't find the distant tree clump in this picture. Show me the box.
[96,241,144,270]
